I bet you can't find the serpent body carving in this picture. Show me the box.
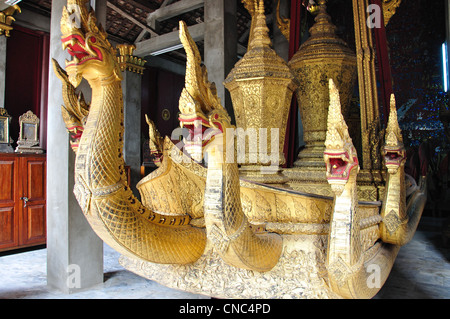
[54,0,205,264]
[325,80,393,298]
[179,20,283,272]
[380,95,426,245]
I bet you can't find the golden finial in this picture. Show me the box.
[385,94,403,146]
[327,79,345,126]
[178,21,223,116]
[324,79,352,151]
[248,0,271,50]
[307,0,325,16]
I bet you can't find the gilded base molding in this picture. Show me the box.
[119,231,394,299]
[283,167,327,182]
[356,169,387,201]
[239,165,289,185]
[119,235,339,299]
[282,167,386,202]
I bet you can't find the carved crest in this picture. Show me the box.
[385,94,404,148]
[15,111,43,154]
[324,79,356,158]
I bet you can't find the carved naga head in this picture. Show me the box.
[384,94,406,174]
[177,21,231,162]
[324,79,360,193]
[61,0,121,87]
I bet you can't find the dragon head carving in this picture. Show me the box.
[61,0,121,88]
[145,115,164,167]
[383,94,406,174]
[324,79,360,194]
[61,89,89,152]
[52,56,90,153]
[178,21,231,163]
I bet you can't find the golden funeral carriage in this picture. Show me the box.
[54,0,426,298]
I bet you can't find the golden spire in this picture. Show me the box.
[300,0,348,55]
[224,0,296,181]
[248,0,271,50]
[224,1,296,145]
[225,0,294,82]
[325,79,352,151]
[385,94,404,147]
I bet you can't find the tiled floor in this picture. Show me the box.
[0,217,449,299]
[374,217,450,299]
[0,243,208,299]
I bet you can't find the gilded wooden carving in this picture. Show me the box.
[382,0,402,26]
[15,111,44,154]
[55,0,426,299]
[0,5,20,37]
[117,44,146,74]
[224,0,297,184]
[289,0,357,172]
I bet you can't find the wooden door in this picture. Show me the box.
[144,68,184,139]
[0,155,19,251]
[20,156,46,246]
[5,26,49,150]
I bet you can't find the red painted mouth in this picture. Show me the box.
[179,116,220,147]
[324,151,358,180]
[61,34,102,66]
[384,148,406,166]
[329,157,347,175]
[67,125,84,140]
[178,115,221,163]
[180,118,209,140]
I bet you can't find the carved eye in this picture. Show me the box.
[90,36,97,43]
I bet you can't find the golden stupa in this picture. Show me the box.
[285,0,358,193]
[224,1,297,184]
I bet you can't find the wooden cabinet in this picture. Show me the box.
[0,153,46,252]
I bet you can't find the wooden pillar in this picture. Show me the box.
[352,0,382,171]
[204,0,237,119]
[372,0,393,126]
[117,44,146,198]
[46,0,105,294]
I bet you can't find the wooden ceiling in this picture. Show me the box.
[19,0,277,47]
[18,0,351,63]
[19,0,283,63]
